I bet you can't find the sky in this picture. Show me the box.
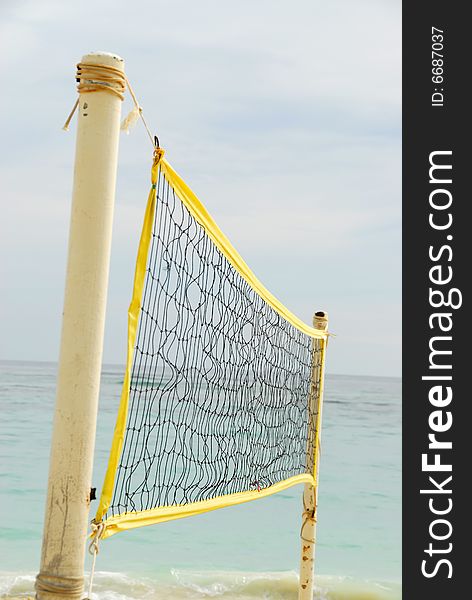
[0,0,401,377]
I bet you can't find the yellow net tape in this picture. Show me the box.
[159,159,327,341]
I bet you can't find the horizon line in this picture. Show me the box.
[0,358,401,380]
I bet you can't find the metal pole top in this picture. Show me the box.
[81,51,124,69]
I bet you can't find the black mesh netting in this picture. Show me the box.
[108,170,322,518]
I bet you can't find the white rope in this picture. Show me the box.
[85,521,105,599]
[121,105,141,134]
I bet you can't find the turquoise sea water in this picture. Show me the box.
[0,361,401,599]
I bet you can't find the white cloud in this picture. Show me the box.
[0,0,401,376]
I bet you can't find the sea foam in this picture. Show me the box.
[0,570,401,600]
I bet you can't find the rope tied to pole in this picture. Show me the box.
[76,62,126,99]
[300,492,317,544]
[63,62,156,149]
[34,573,84,597]
[84,521,105,599]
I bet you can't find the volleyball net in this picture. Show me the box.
[94,149,329,539]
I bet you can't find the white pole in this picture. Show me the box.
[298,311,328,600]
[35,52,124,600]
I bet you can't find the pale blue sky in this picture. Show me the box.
[0,0,401,376]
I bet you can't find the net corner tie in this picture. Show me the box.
[85,520,105,599]
[153,146,165,165]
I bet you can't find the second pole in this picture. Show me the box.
[298,311,328,600]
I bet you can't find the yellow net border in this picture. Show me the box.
[94,151,328,538]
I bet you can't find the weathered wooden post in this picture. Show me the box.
[298,311,328,600]
[35,52,124,599]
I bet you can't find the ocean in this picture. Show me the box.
[0,361,401,599]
